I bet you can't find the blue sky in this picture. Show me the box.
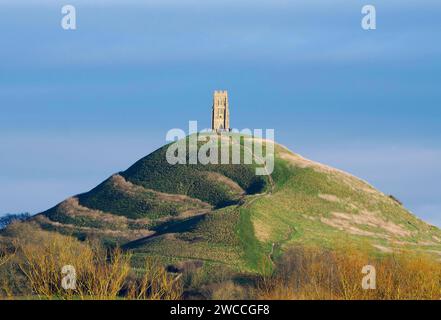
[1,1,440,225]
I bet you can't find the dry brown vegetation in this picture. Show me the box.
[0,222,182,300]
[256,245,441,300]
[3,222,441,300]
[0,249,13,268]
[127,258,182,300]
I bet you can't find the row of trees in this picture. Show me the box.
[0,213,31,230]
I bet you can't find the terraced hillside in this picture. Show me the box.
[33,135,269,245]
[29,133,441,272]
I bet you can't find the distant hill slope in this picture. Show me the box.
[28,134,441,271]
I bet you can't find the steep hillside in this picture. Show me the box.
[33,135,269,245]
[28,133,441,271]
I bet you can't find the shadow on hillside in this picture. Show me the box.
[123,214,207,249]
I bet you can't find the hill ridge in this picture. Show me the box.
[20,134,441,271]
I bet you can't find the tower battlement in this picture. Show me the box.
[211,90,230,132]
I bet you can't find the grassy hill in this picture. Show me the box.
[27,133,441,273]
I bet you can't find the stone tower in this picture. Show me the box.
[211,90,230,131]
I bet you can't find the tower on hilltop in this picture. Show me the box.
[211,90,230,132]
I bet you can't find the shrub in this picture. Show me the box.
[127,258,182,300]
[255,245,441,300]
[209,280,248,300]
[0,224,182,300]
[17,233,130,299]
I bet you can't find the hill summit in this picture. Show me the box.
[30,133,441,271]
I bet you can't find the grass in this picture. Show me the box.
[92,136,441,277]
[237,207,267,272]
[44,207,121,230]
[188,206,240,246]
[77,178,195,220]
[248,145,441,253]
[36,134,271,244]
[4,135,441,299]
[122,137,269,207]
[4,225,441,300]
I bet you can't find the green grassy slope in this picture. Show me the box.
[124,137,441,273]
[24,133,441,273]
[121,138,268,207]
[32,134,268,245]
